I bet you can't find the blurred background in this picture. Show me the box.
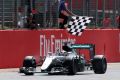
[0,0,119,29]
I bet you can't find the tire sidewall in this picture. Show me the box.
[92,55,107,74]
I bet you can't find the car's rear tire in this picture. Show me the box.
[92,55,107,74]
[22,56,36,75]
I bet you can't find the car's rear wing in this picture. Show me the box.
[71,44,94,49]
[71,44,95,59]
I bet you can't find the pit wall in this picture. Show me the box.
[0,29,119,68]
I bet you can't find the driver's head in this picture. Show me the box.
[62,42,72,52]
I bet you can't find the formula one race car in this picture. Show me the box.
[19,42,107,75]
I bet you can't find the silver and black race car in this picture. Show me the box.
[19,42,107,75]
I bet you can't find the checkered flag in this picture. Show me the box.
[67,16,93,36]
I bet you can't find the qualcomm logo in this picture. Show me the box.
[40,34,76,57]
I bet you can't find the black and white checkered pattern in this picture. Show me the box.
[67,16,93,36]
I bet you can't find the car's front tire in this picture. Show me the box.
[67,59,77,75]
[22,56,36,75]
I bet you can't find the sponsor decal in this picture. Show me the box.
[40,34,76,56]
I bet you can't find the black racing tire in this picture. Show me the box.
[23,56,36,68]
[67,59,77,75]
[23,56,36,75]
[92,55,107,74]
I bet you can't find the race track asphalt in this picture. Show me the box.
[0,63,120,80]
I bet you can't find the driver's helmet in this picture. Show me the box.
[62,42,72,52]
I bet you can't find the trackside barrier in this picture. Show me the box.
[0,29,119,68]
